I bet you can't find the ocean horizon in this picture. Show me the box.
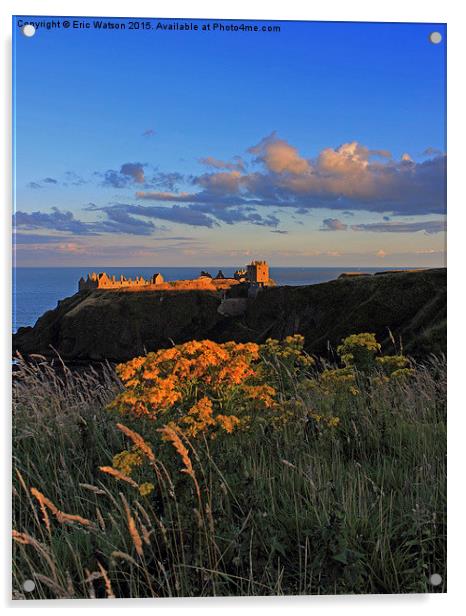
[13,265,427,332]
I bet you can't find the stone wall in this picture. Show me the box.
[79,271,240,293]
[118,278,240,292]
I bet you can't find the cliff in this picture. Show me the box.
[13,268,446,363]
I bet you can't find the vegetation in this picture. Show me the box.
[12,334,446,598]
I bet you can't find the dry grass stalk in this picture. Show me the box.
[79,483,106,495]
[110,550,138,566]
[96,561,116,598]
[12,530,58,584]
[159,424,201,500]
[12,529,32,545]
[117,423,156,463]
[30,488,57,532]
[95,507,106,530]
[84,568,97,598]
[99,466,138,488]
[30,487,92,527]
[33,573,71,598]
[120,494,144,557]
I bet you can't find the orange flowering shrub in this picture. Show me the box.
[108,339,278,439]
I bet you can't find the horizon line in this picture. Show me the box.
[12,264,443,269]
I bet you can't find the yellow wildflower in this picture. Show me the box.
[112,450,143,476]
[138,482,155,497]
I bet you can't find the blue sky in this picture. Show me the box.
[13,17,446,266]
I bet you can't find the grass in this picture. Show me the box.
[12,342,446,599]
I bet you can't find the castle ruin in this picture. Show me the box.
[78,260,273,292]
[246,260,269,286]
[78,272,165,290]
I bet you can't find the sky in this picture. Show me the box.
[13,17,446,267]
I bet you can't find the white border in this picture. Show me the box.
[1,1,464,614]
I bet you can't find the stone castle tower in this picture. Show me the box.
[246,260,269,286]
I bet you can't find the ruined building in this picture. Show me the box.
[78,260,272,292]
[234,268,247,281]
[78,272,165,290]
[246,260,270,286]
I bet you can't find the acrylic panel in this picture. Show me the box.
[12,15,446,600]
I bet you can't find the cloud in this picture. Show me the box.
[26,172,88,189]
[87,200,281,229]
[193,170,243,194]
[317,141,371,175]
[314,217,445,235]
[27,178,59,189]
[320,218,348,231]
[100,165,183,191]
[188,203,279,227]
[134,134,446,218]
[49,136,443,238]
[415,248,442,254]
[101,162,146,187]
[13,232,77,245]
[55,242,85,253]
[14,206,165,237]
[423,147,442,157]
[20,137,446,237]
[96,208,156,235]
[14,208,96,235]
[120,162,145,183]
[101,170,130,188]
[248,131,311,175]
[199,156,245,172]
[350,220,446,234]
[317,217,446,234]
[64,171,87,186]
[137,191,203,202]
[149,172,184,191]
[89,203,217,228]
[370,149,392,159]
[14,228,207,265]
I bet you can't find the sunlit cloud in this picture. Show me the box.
[248,132,311,175]
[135,134,446,217]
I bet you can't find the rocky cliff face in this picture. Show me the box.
[13,268,446,363]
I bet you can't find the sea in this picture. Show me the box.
[13,266,412,332]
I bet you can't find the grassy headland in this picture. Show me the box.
[13,268,446,363]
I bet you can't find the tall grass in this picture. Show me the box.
[12,350,446,599]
